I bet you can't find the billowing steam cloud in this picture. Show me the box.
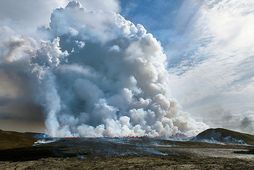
[0,1,207,137]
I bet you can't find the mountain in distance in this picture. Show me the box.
[193,128,254,145]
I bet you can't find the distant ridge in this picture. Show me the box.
[193,128,254,145]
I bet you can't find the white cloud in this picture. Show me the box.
[0,0,66,30]
[78,0,120,12]
[167,0,254,134]
[0,0,120,32]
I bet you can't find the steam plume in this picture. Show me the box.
[0,1,207,137]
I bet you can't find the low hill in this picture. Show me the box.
[0,129,39,150]
[193,128,254,145]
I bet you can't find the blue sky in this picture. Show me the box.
[121,0,182,32]
[120,0,202,68]
[120,0,182,60]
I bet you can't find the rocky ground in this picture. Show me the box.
[0,153,254,170]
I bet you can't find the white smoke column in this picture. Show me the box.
[0,1,208,137]
[36,1,207,137]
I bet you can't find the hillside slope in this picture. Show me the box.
[0,129,38,150]
[193,128,254,145]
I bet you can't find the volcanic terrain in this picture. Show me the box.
[0,128,254,169]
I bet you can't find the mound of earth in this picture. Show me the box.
[193,128,254,145]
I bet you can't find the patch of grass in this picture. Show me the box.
[0,129,36,150]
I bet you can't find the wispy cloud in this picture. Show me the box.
[166,0,254,133]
